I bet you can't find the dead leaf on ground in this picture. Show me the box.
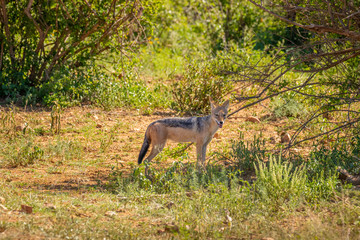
[21,205,33,214]
[246,116,261,123]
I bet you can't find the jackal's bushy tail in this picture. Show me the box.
[138,133,150,164]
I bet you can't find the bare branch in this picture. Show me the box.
[247,0,360,41]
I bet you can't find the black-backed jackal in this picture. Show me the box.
[138,99,229,169]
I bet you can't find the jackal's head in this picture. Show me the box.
[210,98,230,128]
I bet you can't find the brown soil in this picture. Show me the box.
[0,103,310,192]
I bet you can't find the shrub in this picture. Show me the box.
[226,133,267,173]
[0,0,151,99]
[40,63,170,112]
[171,59,233,114]
[305,170,338,203]
[41,66,100,107]
[270,94,308,118]
[307,136,360,177]
[92,74,170,112]
[254,156,307,207]
[254,155,339,207]
[0,139,44,167]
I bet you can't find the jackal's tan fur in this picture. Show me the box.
[138,99,229,168]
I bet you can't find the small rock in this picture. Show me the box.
[21,205,32,214]
[246,116,261,123]
[105,211,117,217]
[96,124,102,128]
[280,132,291,143]
[0,196,5,203]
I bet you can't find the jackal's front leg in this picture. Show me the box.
[196,143,207,171]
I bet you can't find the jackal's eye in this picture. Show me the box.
[215,114,219,117]
[223,114,226,118]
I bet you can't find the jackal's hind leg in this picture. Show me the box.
[144,143,165,176]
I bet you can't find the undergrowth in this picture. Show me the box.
[1,111,360,239]
[106,134,354,211]
[171,58,233,114]
[41,64,171,113]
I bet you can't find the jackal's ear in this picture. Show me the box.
[222,100,230,110]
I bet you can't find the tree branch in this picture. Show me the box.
[248,0,360,41]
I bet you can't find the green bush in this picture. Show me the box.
[0,0,152,99]
[305,170,338,203]
[93,75,170,112]
[0,138,44,167]
[226,133,267,173]
[40,64,170,112]
[40,66,100,107]
[254,155,339,207]
[306,136,360,177]
[171,59,233,114]
[254,156,307,207]
[270,94,308,118]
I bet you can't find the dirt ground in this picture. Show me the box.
[2,104,359,240]
[0,103,308,192]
